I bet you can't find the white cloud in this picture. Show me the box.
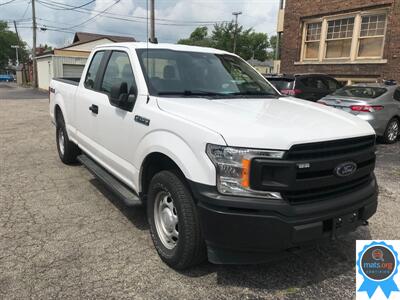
[0,0,279,48]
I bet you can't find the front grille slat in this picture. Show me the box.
[252,135,376,204]
[286,135,375,160]
[283,175,372,204]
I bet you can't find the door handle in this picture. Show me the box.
[89,104,98,114]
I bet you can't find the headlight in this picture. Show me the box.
[206,144,284,199]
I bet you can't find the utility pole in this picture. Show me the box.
[149,0,157,43]
[32,0,38,87]
[11,45,20,66]
[13,21,21,66]
[232,11,242,54]
[13,20,20,42]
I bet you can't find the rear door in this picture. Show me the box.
[75,50,107,158]
[392,87,400,117]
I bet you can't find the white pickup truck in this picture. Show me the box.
[49,42,378,269]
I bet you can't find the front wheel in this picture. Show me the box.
[382,118,399,144]
[147,170,206,269]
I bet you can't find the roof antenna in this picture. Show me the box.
[149,0,158,44]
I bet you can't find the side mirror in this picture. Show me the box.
[111,82,128,104]
[110,82,137,111]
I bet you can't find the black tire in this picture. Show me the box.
[56,113,80,164]
[382,118,399,144]
[147,170,206,269]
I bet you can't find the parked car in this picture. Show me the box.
[318,83,400,144]
[265,73,343,101]
[49,43,378,269]
[0,74,14,82]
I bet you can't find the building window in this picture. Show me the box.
[358,14,386,57]
[304,22,322,59]
[325,17,354,58]
[301,10,387,63]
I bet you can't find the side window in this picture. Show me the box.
[84,51,104,89]
[314,77,329,90]
[394,88,400,101]
[325,78,340,92]
[301,77,328,90]
[101,51,136,95]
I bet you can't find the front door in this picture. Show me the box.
[90,50,142,189]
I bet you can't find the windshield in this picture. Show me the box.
[333,86,387,98]
[136,49,279,98]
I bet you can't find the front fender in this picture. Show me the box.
[134,129,223,190]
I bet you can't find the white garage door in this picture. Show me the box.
[63,64,85,77]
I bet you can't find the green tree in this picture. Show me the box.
[244,32,270,61]
[177,26,213,47]
[268,35,278,59]
[178,22,270,61]
[0,21,29,70]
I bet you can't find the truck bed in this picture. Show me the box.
[53,77,80,86]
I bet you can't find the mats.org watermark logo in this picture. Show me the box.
[357,240,400,300]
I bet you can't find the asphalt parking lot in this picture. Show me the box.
[1,83,399,299]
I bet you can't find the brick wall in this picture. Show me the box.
[280,0,399,82]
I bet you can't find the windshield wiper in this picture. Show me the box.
[228,91,278,97]
[158,90,228,97]
[157,90,279,98]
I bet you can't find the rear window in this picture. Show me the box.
[266,78,294,91]
[333,86,387,98]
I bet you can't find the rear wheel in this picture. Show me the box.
[56,113,80,164]
[382,118,399,144]
[147,170,206,269]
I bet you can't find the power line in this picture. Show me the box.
[59,0,122,30]
[37,0,226,25]
[0,0,18,6]
[20,1,31,19]
[38,0,95,11]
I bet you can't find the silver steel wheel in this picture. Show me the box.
[388,120,399,142]
[58,128,65,156]
[154,191,179,250]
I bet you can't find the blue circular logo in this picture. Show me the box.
[357,241,399,298]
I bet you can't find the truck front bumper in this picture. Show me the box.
[190,177,378,264]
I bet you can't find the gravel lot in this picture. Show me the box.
[0,84,399,299]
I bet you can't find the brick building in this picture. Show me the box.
[279,0,400,85]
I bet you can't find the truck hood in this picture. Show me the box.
[156,96,375,150]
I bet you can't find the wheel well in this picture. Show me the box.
[55,105,62,124]
[140,152,185,198]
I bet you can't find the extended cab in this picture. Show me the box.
[49,43,378,269]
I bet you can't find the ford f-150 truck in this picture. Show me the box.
[49,43,378,269]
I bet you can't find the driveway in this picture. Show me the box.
[0,82,48,100]
[0,85,399,299]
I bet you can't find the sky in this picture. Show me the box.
[0,0,279,49]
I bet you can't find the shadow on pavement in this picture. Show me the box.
[185,227,371,293]
[89,173,373,293]
[89,178,149,231]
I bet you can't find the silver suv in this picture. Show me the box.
[319,83,400,144]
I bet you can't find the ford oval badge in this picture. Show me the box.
[334,161,357,177]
